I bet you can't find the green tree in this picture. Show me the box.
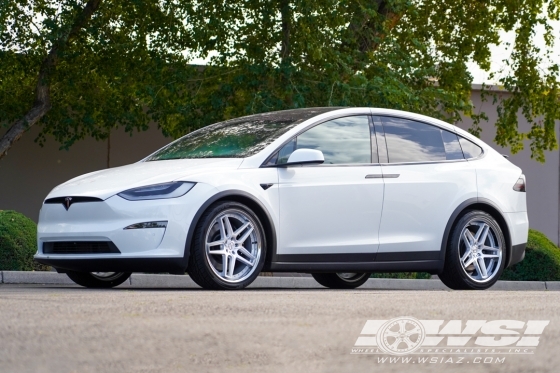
[1,0,559,162]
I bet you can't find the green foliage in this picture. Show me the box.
[0,210,49,271]
[371,272,432,279]
[1,0,559,160]
[501,229,560,281]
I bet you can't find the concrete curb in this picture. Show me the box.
[0,271,558,290]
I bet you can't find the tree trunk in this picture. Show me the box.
[0,0,103,161]
[280,0,291,65]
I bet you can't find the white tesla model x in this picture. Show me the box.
[34,107,528,290]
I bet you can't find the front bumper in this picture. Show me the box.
[34,183,217,272]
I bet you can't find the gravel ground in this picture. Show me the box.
[1,284,559,373]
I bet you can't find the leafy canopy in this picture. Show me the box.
[1,0,559,161]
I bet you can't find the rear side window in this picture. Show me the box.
[381,117,446,163]
[441,130,464,160]
[459,137,483,159]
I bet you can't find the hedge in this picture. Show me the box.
[0,210,49,271]
[501,229,560,281]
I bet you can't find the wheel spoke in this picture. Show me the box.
[482,245,500,253]
[208,249,227,256]
[235,254,254,267]
[402,336,415,349]
[222,254,229,277]
[207,239,225,247]
[389,338,402,350]
[385,330,401,338]
[223,216,234,238]
[476,257,489,279]
[474,223,489,243]
[461,248,472,263]
[238,246,256,260]
[463,256,475,268]
[236,227,254,245]
[218,218,227,239]
[233,221,251,238]
[227,254,236,277]
[405,327,421,336]
[398,320,407,333]
[482,253,499,259]
[462,229,475,248]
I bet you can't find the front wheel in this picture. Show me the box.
[312,272,371,289]
[66,271,131,288]
[439,210,506,290]
[187,201,266,290]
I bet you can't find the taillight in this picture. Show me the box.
[513,175,526,192]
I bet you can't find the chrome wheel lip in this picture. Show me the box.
[336,272,368,282]
[204,209,262,284]
[458,218,503,283]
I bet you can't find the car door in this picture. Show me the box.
[373,115,478,260]
[274,115,384,261]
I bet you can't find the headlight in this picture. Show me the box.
[117,182,195,201]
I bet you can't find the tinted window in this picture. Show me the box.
[382,117,446,163]
[276,116,371,165]
[441,130,464,160]
[459,137,483,159]
[146,108,338,160]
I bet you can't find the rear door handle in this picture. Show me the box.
[383,174,400,178]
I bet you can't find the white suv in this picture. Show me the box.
[35,108,528,290]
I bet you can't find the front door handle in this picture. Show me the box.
[383,174,400,178]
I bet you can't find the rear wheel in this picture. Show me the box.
[439,210,505,290]
[187,201,266,290]
[66,271,131,288]
[312,272,371,289]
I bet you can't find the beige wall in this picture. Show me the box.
[1,91,559,244]
[0,125,170,222]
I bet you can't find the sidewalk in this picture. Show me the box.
[1,271,558,290]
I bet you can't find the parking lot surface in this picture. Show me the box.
[1,285,559,373]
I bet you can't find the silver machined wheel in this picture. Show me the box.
[90,272,122,281]
[204,209,262,284]
[458,219,503,283]
[336,272,367,282]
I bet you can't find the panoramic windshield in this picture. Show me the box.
[145,108,339,161]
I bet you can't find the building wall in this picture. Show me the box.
[1,91,559,244]
[0,125,170,221]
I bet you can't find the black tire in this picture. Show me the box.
[439,210,506,290]
[187,201,266,290]
[312,272,371,289]
[66,271,131,288]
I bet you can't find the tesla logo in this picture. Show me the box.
[64,197,73,211]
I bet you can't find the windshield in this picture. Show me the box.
[145,108,339,161]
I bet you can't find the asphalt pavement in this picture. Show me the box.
[1,284,559,373]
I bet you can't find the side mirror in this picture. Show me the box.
[284,148,324,166]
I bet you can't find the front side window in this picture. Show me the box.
[275,116,372,165]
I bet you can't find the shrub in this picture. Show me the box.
[501,229,560,281]
[371,272,431,279]
[0,210,49,271]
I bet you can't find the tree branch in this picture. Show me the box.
[0,0,103,160]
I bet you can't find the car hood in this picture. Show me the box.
[47,158,243,200]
